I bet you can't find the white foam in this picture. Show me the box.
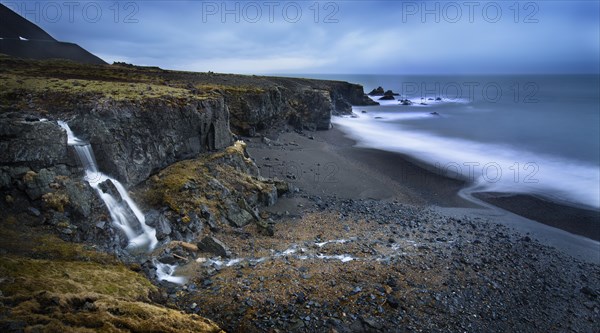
[333,116,600,209]
[315,238,355,247]
[226,258,243,267]
[282,247,297,255]
[317,254,355,262]
[367,95,471,107]
[155,260,187,285]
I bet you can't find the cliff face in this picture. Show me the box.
[0,57,375,187]
[0,99,231,187]
[203,76,377,135]
[0,57,373,250]
[224,86,336,134]
[68,98,231,186]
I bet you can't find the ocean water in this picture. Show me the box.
[289,74,600,210]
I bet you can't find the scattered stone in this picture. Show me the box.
[198,236,231,258]
[27,207,41,217]
[350,286,362,295]
[386,295,400,309]
[581,286,597,298]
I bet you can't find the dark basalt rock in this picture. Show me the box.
[0,114,69,170]
[368,87,385,96]
[198,236,232,258]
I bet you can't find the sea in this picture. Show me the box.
[281,74,600,211]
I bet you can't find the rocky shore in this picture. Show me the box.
[154,130,599,333]
[171,197,600,332]
[0,56,598,332]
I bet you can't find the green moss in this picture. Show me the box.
[197,83,266,94]
[0,256,224,332]
[137,141,270,226]
[0,219,224,332]
[0,256,153,298]
[0,73,209,102]
[42,191,70,212]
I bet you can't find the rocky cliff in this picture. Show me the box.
[0,56,373,246]
[0,55,375,332]
[0,56,374,186]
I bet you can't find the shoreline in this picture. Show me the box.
[184,127,600,332]
[247,125,599,263]
[473,192,600,241]
[326,123,600,242]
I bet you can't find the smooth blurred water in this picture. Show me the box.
[290,74,600,209]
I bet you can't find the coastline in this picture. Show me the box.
[473,192,600,241]
[247,125,600,263]
[325,122,600,242]
[185,125,600,331]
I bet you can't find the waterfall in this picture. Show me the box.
[58,121,158,251]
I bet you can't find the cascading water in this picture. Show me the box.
[58,121,158,251]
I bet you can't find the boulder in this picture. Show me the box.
[23,169,56,200]
[63,180,94,218]
[259,184,278,206]
[145,210,173,241]
[225,198,255,228]
[198,236,231,258]
[98,179,122,202]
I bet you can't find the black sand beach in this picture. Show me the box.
[248,126,600,244]
[170,126,600,332]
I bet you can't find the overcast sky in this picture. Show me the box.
[3,0,599,74]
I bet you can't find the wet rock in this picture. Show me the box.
[158,254,177,265]
[97,179,122,201]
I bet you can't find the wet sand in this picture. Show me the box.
[246,126,600,262]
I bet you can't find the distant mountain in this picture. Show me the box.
[0,4,106,64]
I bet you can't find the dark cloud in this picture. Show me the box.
[2,0,598,74]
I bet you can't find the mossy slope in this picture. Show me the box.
[0,220,224,333]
